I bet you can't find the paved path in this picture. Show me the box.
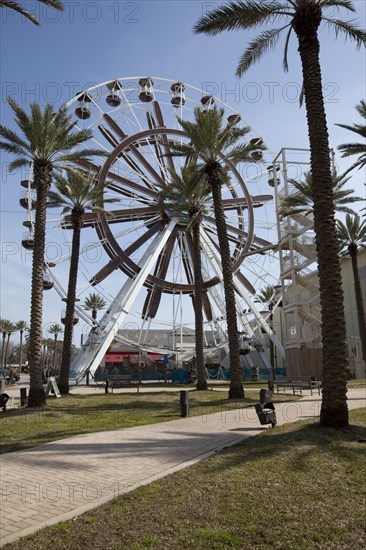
[1,388,365,547]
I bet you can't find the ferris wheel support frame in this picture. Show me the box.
[69,219,177,382]
[200,229,285,360]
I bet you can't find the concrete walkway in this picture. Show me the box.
[0,388,365,547]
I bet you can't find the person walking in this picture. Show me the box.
[0,364,5,395]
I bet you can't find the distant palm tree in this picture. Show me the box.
[48,169,116,394]
[0,0,63,25]
[194,0,366,427]
[257,285,279,380]
[0,319,11,368]
[2,320,16,370]
[15,320,28,372]
[171,107,265,399]
[156,164,211,391]
[48,323,63,376]
[336,214,366,363]
[279,171,362,217]
[83,293,107,322]
[336,100,366,173]
[0,99,105,406]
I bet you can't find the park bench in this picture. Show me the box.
[105,375,140,393]
[275,377,321,396]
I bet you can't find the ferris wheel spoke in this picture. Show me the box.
[142,228,178,318]
[202,215,272,248]
[152,101,176,174]
[235,270,256,295]
[98,124,161,190]
[146,111,169,182]
[103,113,166,189]
[73,157,157,202]
[125,220,167,258]
[90,256,121,285]
[221,194,273,210]
[62,207,156,230]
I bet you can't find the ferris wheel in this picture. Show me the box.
[21,77,284,381]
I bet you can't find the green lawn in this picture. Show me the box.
[4,408,366,550]
[0,389,298,454]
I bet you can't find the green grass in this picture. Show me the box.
[0,389,298,454]
[4,408,366,550]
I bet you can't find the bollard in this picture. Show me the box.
[180,390,189,417]
[20,387,27,407]
[105,379,109,394]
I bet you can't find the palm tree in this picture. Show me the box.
[194,1,366,426]
[15,320,28,372]
[0,99,105,407]
[257,285,279,380]
[279,171,363,217]
[0,319,11,368]
[83,293,107,322]
[0,0,63,25]
[336,214,366,364]
[2,320,16,370]
[336,100,366,173]
[156,164,211,391]
[48,169,116,394]
[171,107,265,398]
[48,323,63,376]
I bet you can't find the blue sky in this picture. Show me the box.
[0,0,365,345]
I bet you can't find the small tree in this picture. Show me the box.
[83,293,107,322]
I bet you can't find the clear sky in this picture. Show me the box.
[0,0,365,346]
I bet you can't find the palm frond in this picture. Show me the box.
[319,0,356,13]
[193,1,290,36]
[323,17,366,49]
[236,26,290,76]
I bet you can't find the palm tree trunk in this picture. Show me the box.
[4,333,11,369]
[296,23,348,426]
[349,245,366,363]
[28,167,50,407]
[19,331,24,371]
[208,165,244,399]
[192,215,207,391]
[1,333,6,368]
[59,217,82,394]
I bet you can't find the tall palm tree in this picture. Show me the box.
[156,164,211,391]
[171,107,265,398]
[48,323,63,376]
[48,169,116,394]
[0,0,63,25]
[194,1,366,425]
[336,214,366,364]
[336,100,366,173]
[15,320,28,372]
[0,99,105,407]
[83,293,107,322]
[279,171,363,217]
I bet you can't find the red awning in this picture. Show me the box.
[105,353,138,363]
